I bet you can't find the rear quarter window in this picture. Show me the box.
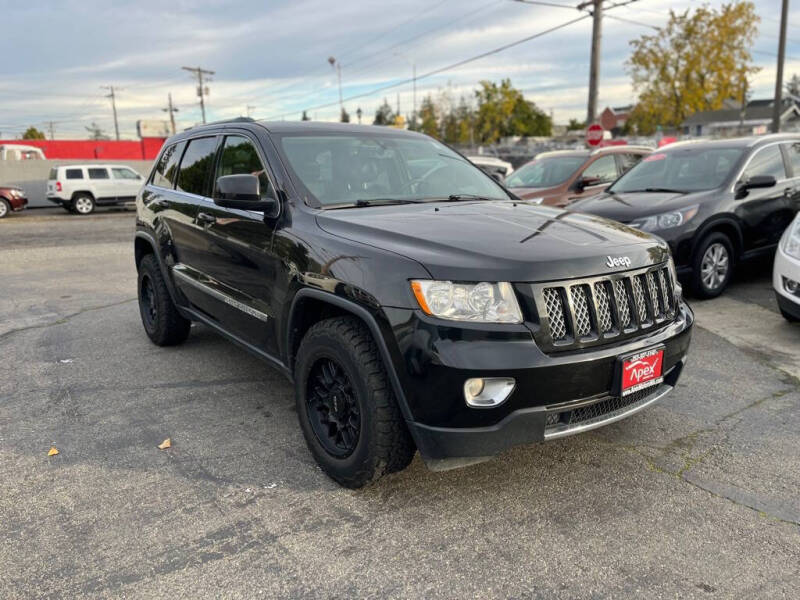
[151,142,185,189]
[48,168,57,179]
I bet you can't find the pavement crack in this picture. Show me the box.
[0,297,136,341]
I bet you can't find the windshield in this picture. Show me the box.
[278,133,509,207]
[609,147,744,193]
[505,155,587,188]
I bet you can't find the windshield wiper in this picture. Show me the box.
[353,198,421,207]
[444,194,496,202]
[617,187,689,194]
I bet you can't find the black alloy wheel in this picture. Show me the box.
[306,357,361,457]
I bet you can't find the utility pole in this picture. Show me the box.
[162,93,179,135]
[246,104,256,118]
[772,0,789,133]
[579,0,603,125]
[101,85,120,140]
[182,66,215,124]
[412,62,417,126]
[47,121,55,140]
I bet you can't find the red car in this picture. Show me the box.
[0,185,27,218]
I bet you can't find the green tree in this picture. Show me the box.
[474,79,551,143]
[373,99,395,126]
[626,1,759,134]
[566,118,585,131]
[418,95,439,138]
[22,126,46,140]
[340,108,350,123]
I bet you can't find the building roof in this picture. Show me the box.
[682,104,800,126]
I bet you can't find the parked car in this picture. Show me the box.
[0,185,28,218]
[467,155,514,179]
[571,135,800,298]
[774,212,800,321]
[134,120,693,487]
[505,145,652,207]
[46,164,144,214]
[0,143,45,160]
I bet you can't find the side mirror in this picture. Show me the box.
[214,174,277,212]
[735,174,776,198]
[490,172,505,185]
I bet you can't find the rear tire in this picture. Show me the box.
[690,232,734,299]
[72,193,95,215]
[0,198,9,219]
[137,254,191,346]
[295,316,415,488]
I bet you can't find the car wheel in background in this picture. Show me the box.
[295,316,415,488]
[691,232,734,299]
[137,254,191,346]
[0,198,9,219]
[72,194,95,215]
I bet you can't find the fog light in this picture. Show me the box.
[785,277,799,295]
[464,377,515,408]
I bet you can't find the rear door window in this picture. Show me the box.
[66,168,84,179]
[177,137,218,196]
[784,142,800,177]
[88,168,109,179]
[743,145,787,181]
[582,155,618,184]
[151,142,185,189]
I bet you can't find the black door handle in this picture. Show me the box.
[197,212,216,225]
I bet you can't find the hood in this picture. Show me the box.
[570,190,713,223]
[316,201,669,282]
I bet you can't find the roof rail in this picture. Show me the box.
[590,144,654,155]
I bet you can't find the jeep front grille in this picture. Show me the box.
[535,264,677,351]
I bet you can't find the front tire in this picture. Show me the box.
[72,193,95,215]
[0,198,9,219]
[137,254,191,346]
[295,317,415,488]
[691,232,734,299]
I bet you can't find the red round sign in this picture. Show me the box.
[585,123,604,147]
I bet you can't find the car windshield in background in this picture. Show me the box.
[609,147,745,194]
[279,134,509,207]
[505,155,587,188]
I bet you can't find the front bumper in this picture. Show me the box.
[387,301,693,464]
[773,244,800,319]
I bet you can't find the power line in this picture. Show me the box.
[265,13,590,120]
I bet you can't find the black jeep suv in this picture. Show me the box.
[134,120,693,487]
[571,135,800,298]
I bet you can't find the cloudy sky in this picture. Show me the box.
[1,0,798,139]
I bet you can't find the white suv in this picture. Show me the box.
[774,212,800,322]
[46,164,143,214]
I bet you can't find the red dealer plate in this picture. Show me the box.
[618,346,664,396]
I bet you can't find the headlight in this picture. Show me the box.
[410,280,523,323]
[784,215,800,260]
[629,205,699,232]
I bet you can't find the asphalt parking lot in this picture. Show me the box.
[1,208,799,598]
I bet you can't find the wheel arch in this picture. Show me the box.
[286,288,414,422]
[692,216,743,260]
[70,190,95,200]
[134,231,181,306]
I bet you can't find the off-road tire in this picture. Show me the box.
[295,316,415,488]
[137,254,191,346]
[690,232,734,299]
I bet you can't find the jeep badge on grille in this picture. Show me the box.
[606,255,631,268]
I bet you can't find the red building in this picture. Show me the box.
[0,138,165,160]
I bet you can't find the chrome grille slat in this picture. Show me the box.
[535,264,678,351]
[593,281,614,333]
[570,285,592,337]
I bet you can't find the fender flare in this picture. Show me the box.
[286,287,414,422]
[691,215,744,258]
[134,230,181,306]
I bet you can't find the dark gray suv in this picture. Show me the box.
[571,135,800,297]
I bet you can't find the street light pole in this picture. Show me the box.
[579,0,603,125]
[328,56,344,118]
